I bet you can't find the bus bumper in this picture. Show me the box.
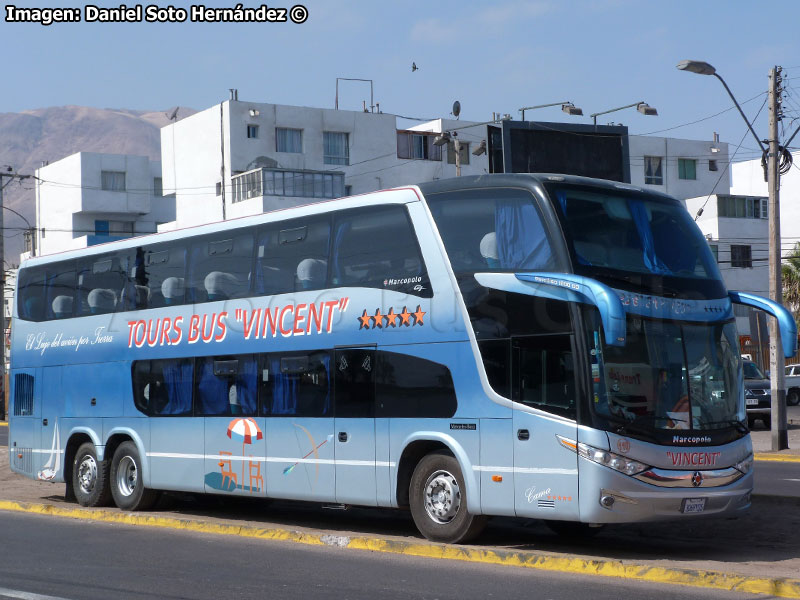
[577,460,753,523]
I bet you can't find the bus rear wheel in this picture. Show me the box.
[72,442,112,507]
[110,441,159,511]
[409,451,486,543]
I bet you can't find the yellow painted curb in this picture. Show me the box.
[0,422,8,427]
[1,500,800,598]
[755,453,800,463]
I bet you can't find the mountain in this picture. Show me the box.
[0,105,196,263]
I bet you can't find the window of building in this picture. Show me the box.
[95,220,109,236]
[376,352,457,418]
[323,131,349,165]
[132,358,193,416]
[709,159,718,172]
[447,140,470,166]
[644,156,663,185]
[276,127,302,153]
[731,244,752,268]
[101,171,126,192]
[247,124,259,139]
[709,244,719,262]
[153,177,163,197]
[260,351,331,416]
[331,205,431,297]
[396,131,442,161]
[717,196,768,219]
[195,355,258,416]
[678,158,697,180]
[344,185,353,197]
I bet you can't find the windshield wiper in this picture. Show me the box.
[695,418,749,434]
[612,413,689,436]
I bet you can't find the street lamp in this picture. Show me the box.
[678,59,788,450]
[590,102,658,126]
[519,101,583,120]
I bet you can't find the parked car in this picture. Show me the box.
[785,364,800,406]
[744,360,771,429]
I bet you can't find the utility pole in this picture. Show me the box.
[768,66,788,450]
[453,132,462,177]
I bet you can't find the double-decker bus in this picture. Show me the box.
[9,174,796,543]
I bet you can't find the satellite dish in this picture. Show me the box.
[452,101,461,119]
[165,107,179,121]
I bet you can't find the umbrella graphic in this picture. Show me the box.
[227,417,263,488]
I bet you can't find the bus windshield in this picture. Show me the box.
[545,182,725,297]
[587,313,743,435]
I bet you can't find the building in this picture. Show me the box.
[30,152,175,257]
[160,94,490,228]
[685,192,770,364]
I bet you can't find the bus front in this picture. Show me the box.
[421,174,796,525]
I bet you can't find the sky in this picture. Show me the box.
[2,0,800,162]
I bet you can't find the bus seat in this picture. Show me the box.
[87,288,117,314]
[480,232,499,268]
[296,258,327,290]
[161,277,185,305]
[204,271,238,301]
[52,295,73,319]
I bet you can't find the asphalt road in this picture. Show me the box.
[753,460,800,496]
[0,512,762,600]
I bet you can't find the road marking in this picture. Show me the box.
[0,586,72,600]
[784,478,800,482]
[754,453,800,463]
[1,500,799,598]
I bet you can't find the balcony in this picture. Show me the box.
[232,168,345,204]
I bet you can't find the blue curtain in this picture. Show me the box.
[320,354,331,416]
[161,360,193,415]
[331,221,351,284]
[186,245,204,302]
[196,360,228,415]
[236,358,258,415]
[629,200,670,275]
[495,198,553,270]
[271,358,298,415]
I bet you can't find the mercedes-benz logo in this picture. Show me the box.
[691,471,703,487]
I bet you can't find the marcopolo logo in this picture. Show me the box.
[672,434,712,444]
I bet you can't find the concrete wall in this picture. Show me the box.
[629,135,730,200]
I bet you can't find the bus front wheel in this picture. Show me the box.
[110,441,159,511]
[72,442,112,507]
[409,451,487,544]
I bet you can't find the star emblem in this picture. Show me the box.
[385,307,398,327]
[358,309,372,330]
[412,305,426,326]
[399,306,412,327]
[373,308,385,329]
[691,471,703,487]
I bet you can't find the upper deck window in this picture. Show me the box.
[547,184,722,286]
[426,188,557,275]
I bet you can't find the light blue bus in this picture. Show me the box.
[9,174,796,543]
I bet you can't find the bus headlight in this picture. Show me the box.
[734,454,754,475]
[558,436,649,476]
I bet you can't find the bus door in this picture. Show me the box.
[334,346,377,506]
[512,334,580,520]
[8,368,40,479]
[38,366,64,481]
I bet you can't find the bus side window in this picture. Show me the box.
[45,264,77,320]
[17,266,47,322]
[331,206,431,297]
[260,351,331,416]
[132,359,193,416]
[513,335,576,420]
[195,355,258,416]
[255,218,330,296]
[76,254,127,316]
[334,348,375,418]
[188,231,255,303]
[143,243,187,307]
[376,351,457,418]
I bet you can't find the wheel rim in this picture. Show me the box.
[116,455,138,497]
[77,455,97,495]
[423,469,461,524]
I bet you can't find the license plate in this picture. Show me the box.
[746,398,759,406]
[681,498,706,514]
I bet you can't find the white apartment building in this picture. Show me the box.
[629,134,730,200]
[685,192,770,359]
[30,152,175,258]
[161,96,489,228]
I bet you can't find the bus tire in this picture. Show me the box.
[72,442,112,507]
[409,451,487,544]
[110,441,158,511]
